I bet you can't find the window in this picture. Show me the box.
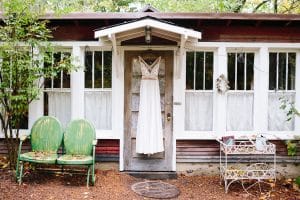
[227,52,254,131]
[43,51,71,127]
[44,52,71,89]
[85,51,112,89]
[185,51,214,131]
[269,53,295,91]
[84,50,112,130]
[227,53,254,90]
[186,51,213,90]
[268,52,296,131]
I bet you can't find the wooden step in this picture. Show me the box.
[125,171,177,179]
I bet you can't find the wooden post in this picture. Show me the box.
[214,46,227,137]
[29,47,43,129]
[253,47,269,133]
[295,51,300,132]
[71,45,84,119]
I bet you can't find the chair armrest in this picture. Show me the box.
[92,139,97,146]
[20,135,29,142]
[18,135,29,159]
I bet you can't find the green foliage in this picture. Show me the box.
[279,97,300,122]
[0,0,75,169]
[296,176,300,187]
[285,140,297,156]
[38,0,300,13]
[280,97,299,157]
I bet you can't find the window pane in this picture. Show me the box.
[44,92,48,115]
[94,51,102,88]
[85,51,93,88]
[18,112,28,129]
[246,53,254,90]
[62,53,70,88]
[227,53,235,90]
[186,52,194,90]
[278,53,286,90]
[269,53,277,90]
[44,52,52,88]
[288,53,296,90]
[237,53,245,90]
[205,52,213,90]
[195,52,204,90]
[53,52,61,88]
[103,51,112,88]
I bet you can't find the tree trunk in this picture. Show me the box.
[1,114,19,169]
[273,0,278,13]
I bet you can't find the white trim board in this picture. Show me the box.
[190,42,300,49]
[94,18,202,41]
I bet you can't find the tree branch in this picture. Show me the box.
[253,0,270,13]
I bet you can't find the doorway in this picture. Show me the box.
[123,50,174,171]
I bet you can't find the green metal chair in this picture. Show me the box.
[57,119,97,187]
[16,116,63,184]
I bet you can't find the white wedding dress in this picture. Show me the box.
[136,56,164,154]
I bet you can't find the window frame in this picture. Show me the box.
[184,50,215,132]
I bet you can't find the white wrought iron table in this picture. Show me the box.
[218,139,276,194]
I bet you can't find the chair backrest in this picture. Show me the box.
[30,116,63,153]
[64,119,96,155]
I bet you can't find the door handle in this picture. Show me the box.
[166,113,172,121]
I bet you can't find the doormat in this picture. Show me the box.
[131,181,180,199]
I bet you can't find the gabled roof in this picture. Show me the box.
[40,12,300,21]
[139,4,159,12]
[94,16,201,43]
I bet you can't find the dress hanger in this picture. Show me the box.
[141,49,158,65]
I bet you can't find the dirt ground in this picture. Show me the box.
[0,167,299,200]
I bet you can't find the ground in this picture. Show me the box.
[0,166,299,200]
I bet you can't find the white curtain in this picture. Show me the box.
[268,92,295,131]
[227,92,254,131]
[85,91,112,130]
[48,91,71,128]
[185,92,213,131]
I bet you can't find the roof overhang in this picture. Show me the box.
[94,17,202,45]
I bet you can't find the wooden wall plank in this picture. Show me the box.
[1,139,299,163]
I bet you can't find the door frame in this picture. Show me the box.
[118,46,177,171]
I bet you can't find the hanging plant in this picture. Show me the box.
[216,74,230,94]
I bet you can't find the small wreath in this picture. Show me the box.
[216,74,230,94]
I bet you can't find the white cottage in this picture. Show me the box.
[4,8,300,173]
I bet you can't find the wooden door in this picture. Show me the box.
[124,51,173,171]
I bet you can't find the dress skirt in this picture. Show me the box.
[136,78,164,154]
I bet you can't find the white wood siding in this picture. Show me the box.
[2,42,299,141]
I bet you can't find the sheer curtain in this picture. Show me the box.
[226,92,254,131]
[85,91,112,130]
[47,91,71,127]
[268,92,295,131]
[185,92,213,131]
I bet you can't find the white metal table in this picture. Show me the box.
[218,139,276,194]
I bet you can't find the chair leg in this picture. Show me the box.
[86,166,91,187]
[92,163,95,185]
[18,161,24,185]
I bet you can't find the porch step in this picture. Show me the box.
[126,171,177,179]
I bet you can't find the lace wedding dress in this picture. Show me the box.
[136,56,164,154]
